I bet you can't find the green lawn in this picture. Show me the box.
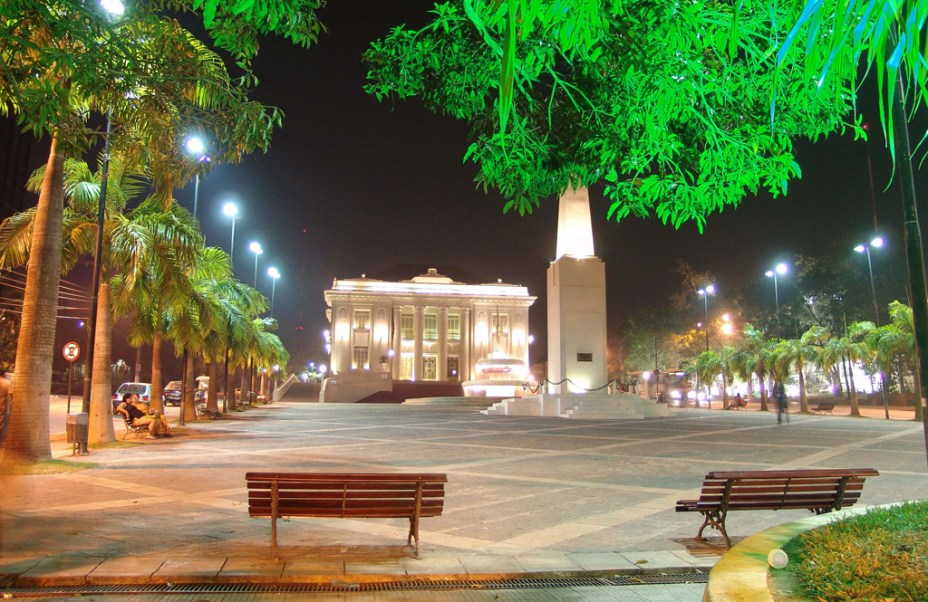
[780,501,928,601]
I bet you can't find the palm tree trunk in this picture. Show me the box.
[4,138,64,464]
[133,346,142,382]
[223,348,233,412]
[151,332,164,410]
[844,355,861,417]
[87,282,116,444]
[207,360,219,412]
[183,351,197,423]
[758,374,769,412]
[240,364,248,406]
[798,367,809,413]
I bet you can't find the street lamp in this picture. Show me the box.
[765,263,789,335]
[81,0,124,427]
[185,136,210,219]
[855,236,889,420]
[268,266,281,316]
[697,284,716,351]
[223,202,239,267]
[854,236,885,325]
[249,241,263,287]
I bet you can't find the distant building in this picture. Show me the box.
[323,268,536,397]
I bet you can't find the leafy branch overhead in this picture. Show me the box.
[364,1,912,231]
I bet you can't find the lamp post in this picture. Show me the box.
[185,136,209,220]
[223,202,239,267]
[249,241,263,287]
[268,266,281,317]
[854,236,889,420]
[76,0,125,454]
[765,263,789,336]
[697,284,716,351]
[854,236,885,325]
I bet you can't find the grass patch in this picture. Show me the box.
[782,501,928,601]
[0,458,98,475]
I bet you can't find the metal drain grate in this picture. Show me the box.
[2,572,708,596]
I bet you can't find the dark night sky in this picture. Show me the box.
[159,2,925,367]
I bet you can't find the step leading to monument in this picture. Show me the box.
[481,393,671,419]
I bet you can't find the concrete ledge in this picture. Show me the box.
[703,505,880,601]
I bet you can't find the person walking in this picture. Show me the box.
[774,382,789,424]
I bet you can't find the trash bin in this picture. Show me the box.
[66,413,89,455]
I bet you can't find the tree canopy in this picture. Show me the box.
[364,1,859,231]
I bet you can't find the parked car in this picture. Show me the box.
[162,380,183,406]
[112,382,152,414]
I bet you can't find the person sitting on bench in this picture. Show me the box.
[116,393,169,439]
[728,393,746,409]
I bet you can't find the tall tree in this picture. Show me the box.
[0,2,300,462]
[365,2,855,228]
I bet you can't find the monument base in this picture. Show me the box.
[481,393,672,420]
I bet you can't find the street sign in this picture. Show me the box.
[62,341,81,362]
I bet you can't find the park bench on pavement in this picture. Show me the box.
[812,401,836,415]
[246,472,447,557]
[675,468,879,548]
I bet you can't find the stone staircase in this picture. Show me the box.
[482,392,671,419]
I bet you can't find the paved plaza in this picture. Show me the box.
[1,395,927,600]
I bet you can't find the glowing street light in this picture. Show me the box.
[765,263,789,335]
[697,284,716,351]
[185,136,210,219]
[249,241,263,287]
[854,236,885,326]
[223,202,239,266]
[99,0,124,15]
[267,266,281,316]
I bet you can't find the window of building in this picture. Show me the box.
[353,310,370,331]
[352,347,369,370]
[423,355,437,380]
[401,314,414,340]
[424,313,438,340]
[447,356,459,380]
[448,314,461,341]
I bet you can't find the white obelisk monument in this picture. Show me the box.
[547,185,607,393]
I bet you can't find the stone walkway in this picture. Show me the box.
[1,397,926,600]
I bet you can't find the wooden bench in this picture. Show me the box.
[676,468,879,548]
[246,472,447,557]
[812,401,836,415]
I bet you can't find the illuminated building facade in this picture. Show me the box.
[324,268,536,383]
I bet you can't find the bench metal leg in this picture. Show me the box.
[271,482,279,559]
[696,509,731,548]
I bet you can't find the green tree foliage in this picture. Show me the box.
[364,1,857,229]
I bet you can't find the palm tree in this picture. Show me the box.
[2,156,150,444]
[694,351,720,409]
[775,326,828,414]
[817,334,862,417]
[740,324,773,412]
[886,301,923,421]
[111,199,204,413]
[0,4,290,463]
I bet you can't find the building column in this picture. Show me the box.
[413,306,423,381]
[392,305,402,380]
[438,307,448,380]
[461,307,471,381]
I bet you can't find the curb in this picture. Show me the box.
[702,505,875,602]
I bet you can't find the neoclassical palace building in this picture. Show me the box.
[323,268,536,387]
